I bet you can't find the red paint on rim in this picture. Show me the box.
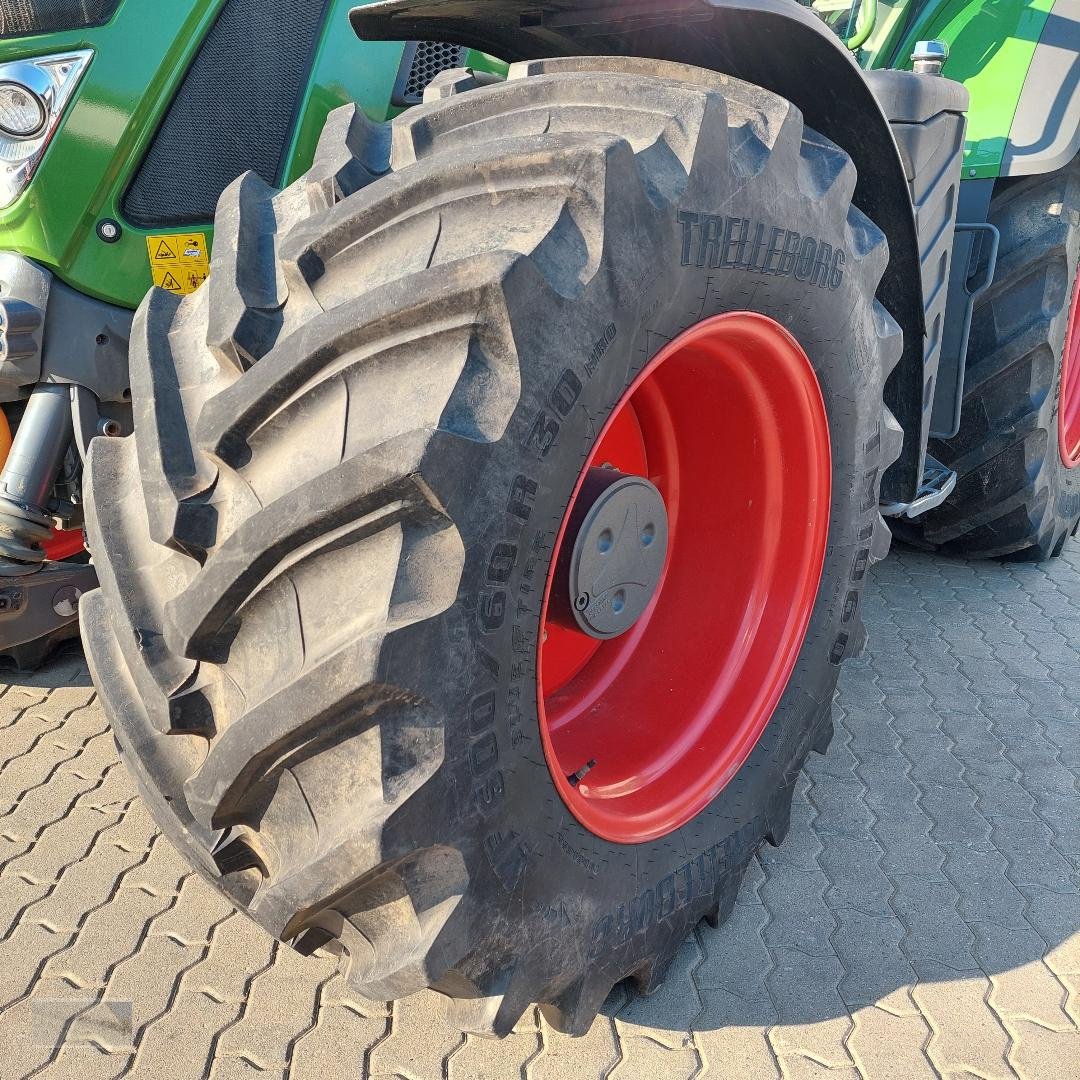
[537,313,832,844]
[1060,270,1080,469]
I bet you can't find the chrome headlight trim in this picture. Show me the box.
[0,50,93,211]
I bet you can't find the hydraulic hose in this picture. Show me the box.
[847,0,878,50]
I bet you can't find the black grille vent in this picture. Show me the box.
[392,41,469,106]
[0,0,119,37]
[122,0,328,229]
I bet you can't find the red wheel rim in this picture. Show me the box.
[1061,270,1080,469]
[537,313,831,843]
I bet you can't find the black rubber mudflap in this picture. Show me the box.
[900,158,1080,559]
[82,58,902,1036]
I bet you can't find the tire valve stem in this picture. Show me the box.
[567,759,597,787]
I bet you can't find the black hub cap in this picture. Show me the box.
[557,468,669,640]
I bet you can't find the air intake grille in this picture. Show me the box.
[0,0,119,37]
[392,40,469,106]
[122,0,328,228]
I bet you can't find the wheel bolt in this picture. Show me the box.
[575,593,590,611]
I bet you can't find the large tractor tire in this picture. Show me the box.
[82,58,901,1035]
[902,158,1080,559]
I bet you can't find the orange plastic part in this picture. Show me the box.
[0,407,11,470]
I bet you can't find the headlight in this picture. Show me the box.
[0,51,91,210]
[0,83,45,137]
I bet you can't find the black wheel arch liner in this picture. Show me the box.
[351,0,927,503]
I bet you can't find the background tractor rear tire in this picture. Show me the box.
[82,59,901,1035]
[900,158,1080,559]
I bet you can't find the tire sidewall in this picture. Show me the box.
[379,133,890,984]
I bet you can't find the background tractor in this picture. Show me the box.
[0,0,1077,1037]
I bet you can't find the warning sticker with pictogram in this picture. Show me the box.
[145,232,211,295]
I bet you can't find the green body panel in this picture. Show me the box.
[0,0,420,309]
[860,0,1056,179]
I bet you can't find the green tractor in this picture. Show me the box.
[1,0,1077,1035]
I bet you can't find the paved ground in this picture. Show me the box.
[0,544,1077,1080]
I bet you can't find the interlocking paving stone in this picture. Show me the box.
[0,544,1077,1079]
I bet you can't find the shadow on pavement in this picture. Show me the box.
[601,547,1079,1035]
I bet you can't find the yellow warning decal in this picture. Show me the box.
[145,232,210,295]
